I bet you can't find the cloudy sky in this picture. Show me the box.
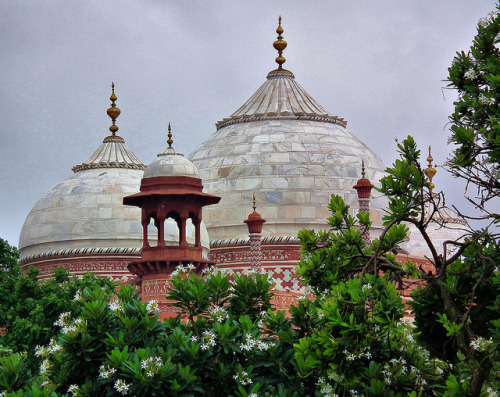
[0,1,497,247]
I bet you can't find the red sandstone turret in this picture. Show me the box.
[243,193,266,273]
[353,160,374,244]
[123,124,220,317]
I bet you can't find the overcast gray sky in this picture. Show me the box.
[0,1,497,247]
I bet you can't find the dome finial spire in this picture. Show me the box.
[361,159,366,178]
[273,15,287,69]
[424,145,437,194]
[167,122,173,149]
[107,82,121,136]
[252,192,257,212]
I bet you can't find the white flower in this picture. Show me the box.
[68,384,79,396]
[114,379,130,395]
[146,300,159,314]
[109,301,123,312]
[209,305,229,322]
[34,345,45,357]
[479,93,495,105]
[200,330,217,350]
[40,359,50,374]
[62,325,77,334]
[233,370,253,385]
[99,365,117,379]
[73,290,82,301]
[54,311,71,327]
[464,69,478,80]
[470,336,493,351]
[478,17,489,28]
[190,335,198,342]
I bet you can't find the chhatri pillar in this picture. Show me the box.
[353,160,374,245]
[243,193,266,273]
[123,124,220,317]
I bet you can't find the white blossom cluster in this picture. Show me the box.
[54,311,72,327]
[202,266,227,276]
[239,334,276,352]
[109,300,124,312]
[485,386,499,397]
[99,365,117,379]
[146,300,159,314]
[209,305,229,322]
[40,359,50,374]
[470,336,494,352]
[464,69,479,80]
[141,356,163,377]
[171,263,196,277]
[382,357,427,389]
[114,379,131,395]
[315,377,338,397]
[326,369,344,383]
[233,370,253,385]
[342,346,371,361]
[200,330,217,350]
[62,317,86,335]
[67,384,79,396]
[73,290,83,301]
[478,11,499,28]
[35,338,62,358]
[479,93,495,105]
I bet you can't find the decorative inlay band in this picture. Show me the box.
[20,247,142,263]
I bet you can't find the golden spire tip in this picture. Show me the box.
[424,145,437,194]
[167,123,174,149]
[361,160,366,178]
[273,16,287,69]
[107,82,120,136]
[252,192,257,212]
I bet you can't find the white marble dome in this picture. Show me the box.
[19,134,210,264]
[144,147,200,179]
[189,69,388,241]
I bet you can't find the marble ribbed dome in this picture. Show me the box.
[189,67,388,241]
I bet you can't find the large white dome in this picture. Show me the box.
[189,69,388,241]
[19,134,210,265]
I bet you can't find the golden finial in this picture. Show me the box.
[107,82,121,136]
[424,145,437,193]
[361,160,366,178]
[167,123,173,149]
[252,192,257,212]
[273,16,287,69]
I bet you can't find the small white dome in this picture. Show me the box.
[144,151,200,179]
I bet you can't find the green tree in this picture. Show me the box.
[446,5,500,219]
[0,239,115,373]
